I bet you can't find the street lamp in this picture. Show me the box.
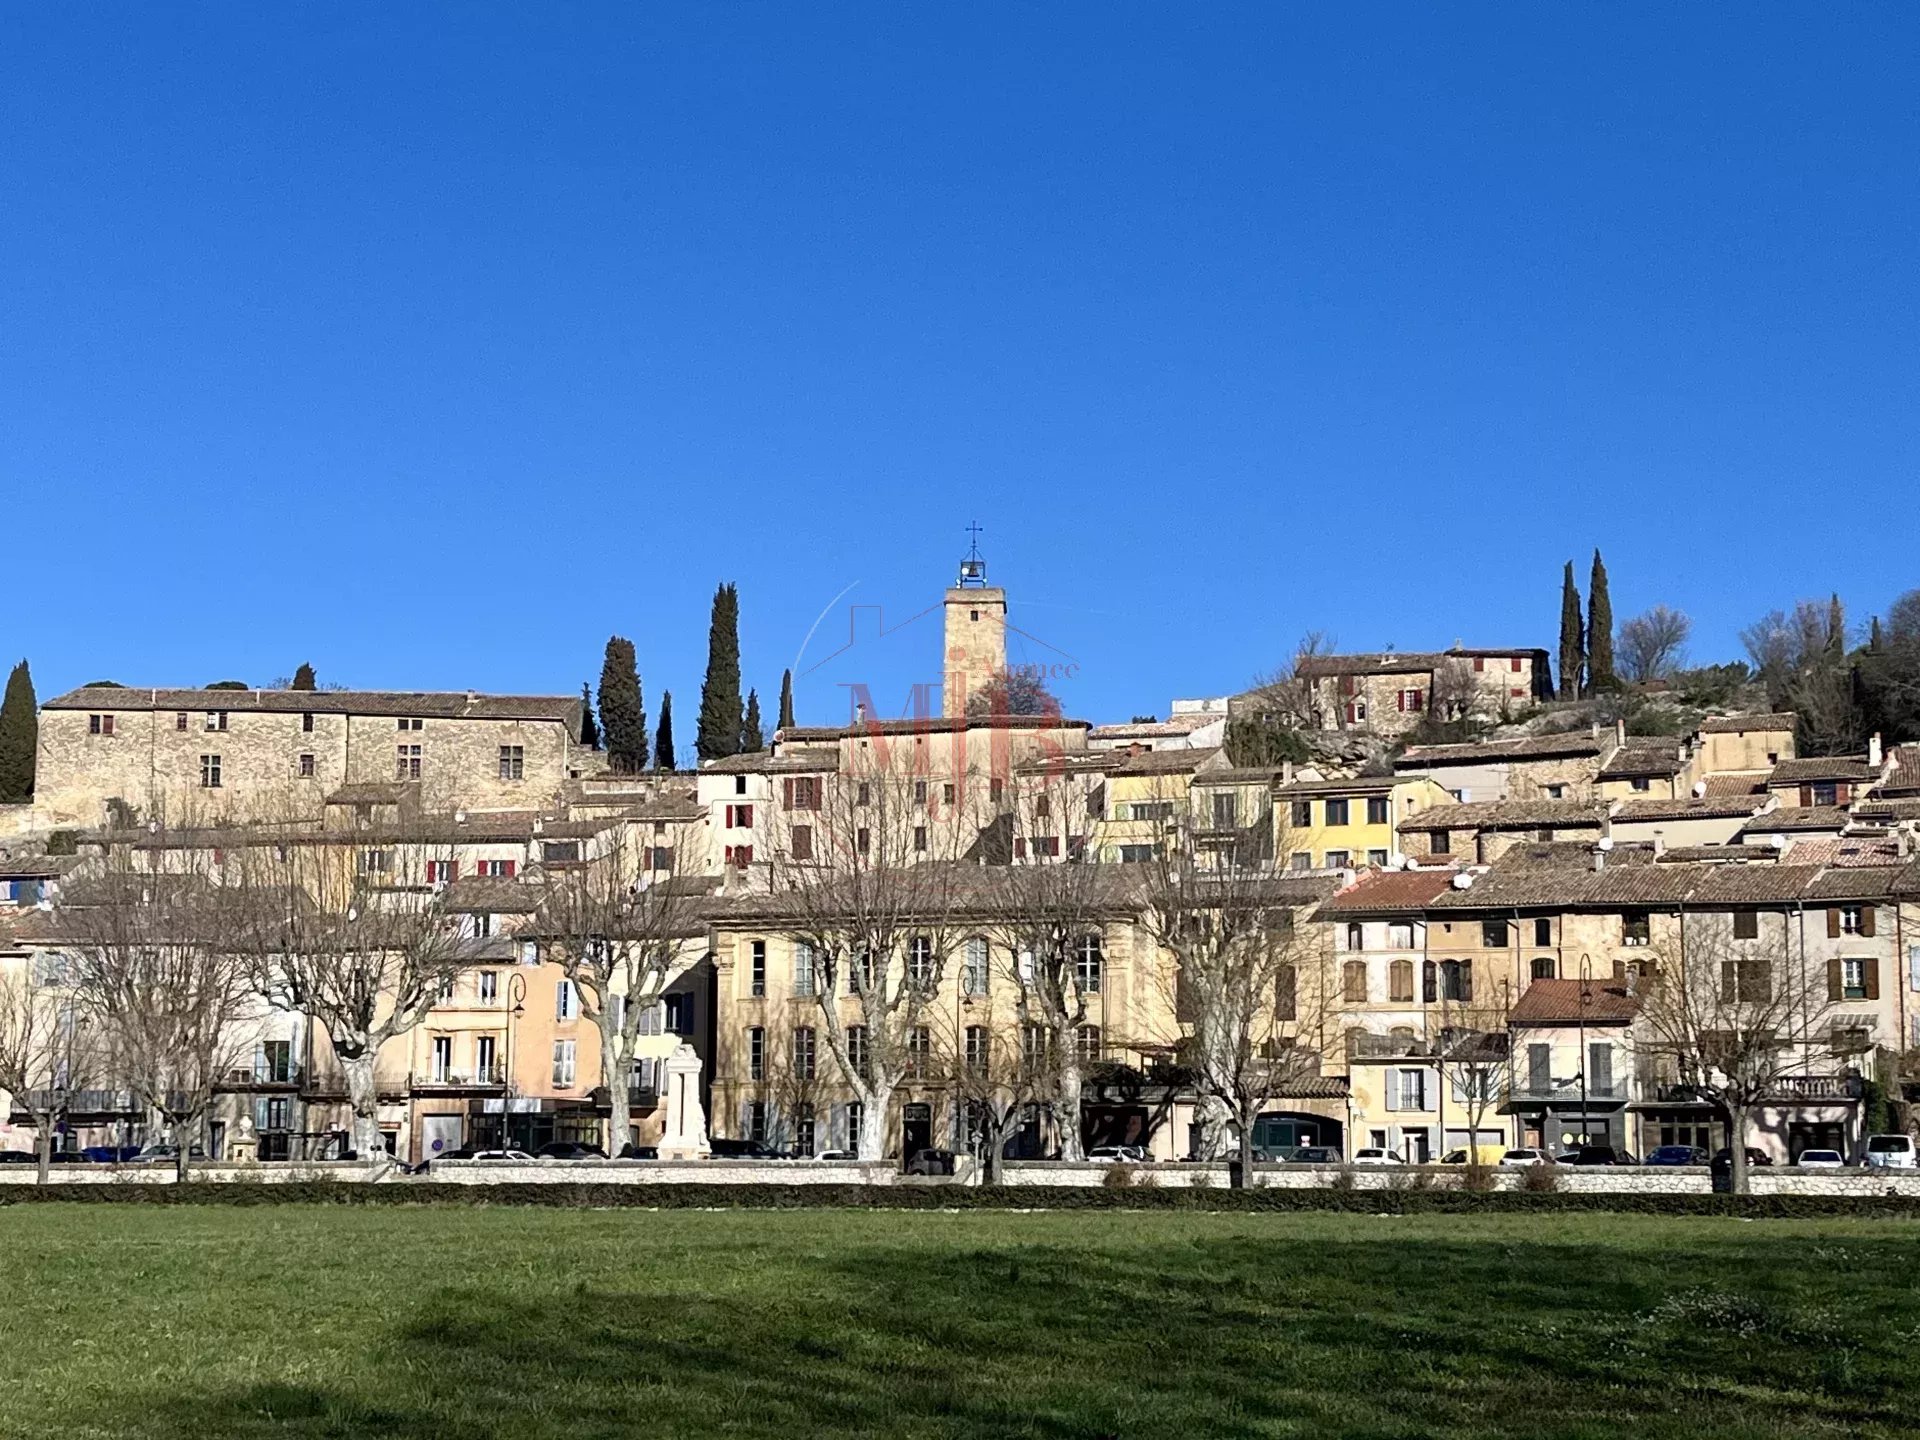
[501,971,527,1151]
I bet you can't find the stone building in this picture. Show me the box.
[1295,647,1551,740]
[34,686,587,829]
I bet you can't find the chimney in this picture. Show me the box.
[1281,759,1294,785]
[1615,717,1627,749]
[1868,732,1883,768]
[1592,846,1605,873]
[1652,829,1665,857]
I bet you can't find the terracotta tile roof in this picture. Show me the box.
[1495,840,1656,870]
[1395,732,1607,767]
[1781,837,1904,868]
[1702,774,1767,797]
[777,715,1090,741]
[1297,648,1542,679]
[1768,756,1879,784]
[1697,713,1797,734]
[1312,867,1462,917]
[1510,979,1643,1026]
[1855,798,1920,822]
[441,876,541,913]
[704,750,839,774]
[45,686,582,726]
[1397,799,1608,833]
[1875,743,1920,796]
[1087,714,1221,739]
[1192,766,1293,786]
[1272,775,1400,796]
[1426,860,1828,911]
[1599,742,1686,779]
[0,852,83,879]
[1802,866,1906,901]
[1656,844,1780,863]
[1738,806,1851,835]
[1104,746,1226,777]
[1613,796,1770,822]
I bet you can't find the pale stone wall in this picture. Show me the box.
[942,586,1007,717]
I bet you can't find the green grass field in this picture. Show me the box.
[0,1206,1916,1438]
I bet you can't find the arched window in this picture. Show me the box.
[1530,956,1555,981]
[1389,958,1415,1003]
[1342,960,1368,1003]
[1075,934,1103,993]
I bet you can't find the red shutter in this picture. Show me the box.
[1826,958,1842,1000]
[1861,905,1876,938]
[1865,958,1881,1001]
[783,779,794,808]
[501,861,515,878]
[1836,783,1850,805]
[1014,838,1027,859]
[1827,908,1842,939]
[1474,657,1485,672]
[1801,785,1813,807]
[1396,691,1407,713]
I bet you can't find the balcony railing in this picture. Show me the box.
[1509,1079,1631,1102]
[413,1065,508,1090]
[220,1062,303,1088]
[1646,1073,1863,1104]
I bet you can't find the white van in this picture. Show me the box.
[1863,1134,1916,1170]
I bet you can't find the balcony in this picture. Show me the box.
[1643,1073,1862,1105]
[219,1062,303,1090]
[1508,1078,1631,1103]
[412,1064,508,1091]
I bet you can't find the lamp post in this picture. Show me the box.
[501,972,527,1151]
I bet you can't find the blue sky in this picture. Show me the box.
[4,7,1916,735]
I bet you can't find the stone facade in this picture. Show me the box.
[34,687,584,828]
[942,584,1007,717]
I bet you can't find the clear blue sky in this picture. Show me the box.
[5,7,1916,735]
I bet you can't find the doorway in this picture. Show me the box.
[902,1103,932,1157]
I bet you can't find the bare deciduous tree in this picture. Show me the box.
[1618,605,1693,682]
[0,963,102,1182]
[1636,917,1837,1194]
[537,824,708,1157]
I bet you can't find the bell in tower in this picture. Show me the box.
[956,520,987,588]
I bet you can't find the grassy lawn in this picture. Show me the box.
[0,1206,1916,1438]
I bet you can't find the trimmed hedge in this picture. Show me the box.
[3,1182,1920,1220]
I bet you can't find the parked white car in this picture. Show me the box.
[811,1150,857,1162]
[1350,1148,1396,1166]
[1794,1148,1845,1169]
[1089,1145,1148,1163]
[1863,1134,1916,1170]
[1498,1148,1553,1167]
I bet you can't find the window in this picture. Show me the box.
[431,1036,452,1082]
[1841,958,1867,1002]
[551,1040,577,1087]
[1733,910,1759,940]
[1437,959,1472,1002]
[1212,792,1238,827]
[1621,912,1651,946]
[965,1025,990,1074]
[1721,959,1772,1004]
[856,781,871,806]
[724,844,754,866]
[1387,921,1414,949]
[1021,1024,1049,1070]
[943,783,956,807]
[990,778,1004,803]
[844,1100,864,1148]
[750,940,766,997]
[1388,958,1414,1002]
[1032,836,1063,858]
[1342,960,1368,1002]
[914,825,928,853]
[793,1026,816,1080]
[648,845,675,872]
[1344,701,1367,724]
[665,993,694,1036]
[747,1027,766,1080]
[1368,848,1389,867]
[1533,917,1552,946]
[789,776,819,809]
[396,744,422,780]
[1290,851,1312,872]
[914,780,929,805]
[298,752,316,778]
[541,840,580,864]
[1075,1025,1103,1063]
[555,980,576,1020]
[88,714,115,736]
[1129,801,1174,822]
[855,827,870,855]
[848,946,875,994]
[794,1102,816,1157]
[792,942,817,996]
[206,710,228,731]
[734,775,748,796]
[360,848,391,875]
[1365,796,1390,825]
[1838,905,1868,936]
[1325,849,1350,869]
[744,1101,768,1143]
[1390,1068,1428,1112]
[477,971,498,1005]
[1481,920,1509,948]
[1076,934,1103,993]
[476,859,515,878]
[1812,782,1838,807]
[1324,798,1350,826]
[301,711,314,733]
[176,711,189,731]
[846,1025,870,1081]
[200,754,222,788]
[906,1025,931,1079]
[962,937,989,997]
[1291,800,1313,828]
[906,935,936,989]
[498,745,524,781]
[1545,784,1565,799]
[397,717,423,732]
[1396,688,1424,714]
[726,804,754,829]
[1530,956,1555,980]
[1430,830,1451,855]
[1345,922,1364,951]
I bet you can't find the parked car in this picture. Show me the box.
[1709,1147,1773,1176]
[0,1149,37,1164]
[1794,1148,1845,1169]
[128,1144,206,1165]
[1351,1148,1397,1166]
[811,1149,857,1162]
[707,1137,789,1160]
[905,1148,958,1176]
[535,1141,608,1161]
[614,1143,659,1160]
[1437,1145,1506,1167]
[1558,1146,1636,1167]
[1088,1145,1147,1164]
[1645,1145,1709,1167]
[79,1144,143,1163]
[1498,1148,1553,1167]
[1288,1146,1340,1164]
[1862,1134,1916,1170]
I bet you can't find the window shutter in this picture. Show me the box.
[1396,691,1407,713]
[1865,958,1881,1001]
[1460,960,1473,1003]
[1826,958,1842,1001]
[1827,907,1842,939]
[1385,1075,1400,1112]
[1800,785,1813,807]
[1721,962,1738,1004]
[783,778,794,808]
[1861,905,1877,938]
[1421,961,1436,1004]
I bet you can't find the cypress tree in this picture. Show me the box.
[1557,562,1584,701]
[598,636,648,774]
[1826,593,1846,657]
[0,660,37,803]
[654,692,675,771]
[696,582,744,761]
[578,683,601,750]
[1587,550,1615,689]
[1870,616,1884,652]
[742,688,764,754]
[291,663,317,691]
[778,668,795,731]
